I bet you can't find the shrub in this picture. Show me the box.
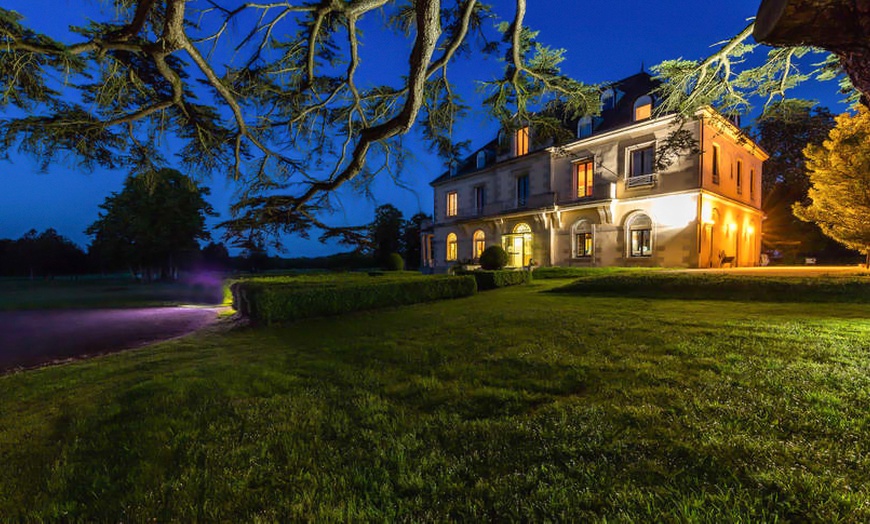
[479,245,508,270]
[471,270,531,290]
[231,275,477,324]
[385,253,405,271]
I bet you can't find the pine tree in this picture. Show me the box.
[794,107,870,266]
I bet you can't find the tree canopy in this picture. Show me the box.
[794,107,870,265]
[87,168,215,279]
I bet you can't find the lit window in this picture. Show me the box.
[630,146,654,177]
[515,126,530,156]
[575,160,594,198]
[474,186,486,215]
[476,151,486,170]
[736,159,743,194]
[628,213,653,257]
[633,95,653,121]
[711,144,720,184]
[446,191,458,217]
[446,233,458,261]
[516,174,529,207]
[577,116,593,138]
[473,230,486,260]
[573,220,593,258]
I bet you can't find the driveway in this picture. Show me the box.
[0,307,222,372]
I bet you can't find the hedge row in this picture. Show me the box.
[231,275,477,324]
[550,273,870,303]
[460,270,531,291]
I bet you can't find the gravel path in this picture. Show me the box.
[0,307,222,372]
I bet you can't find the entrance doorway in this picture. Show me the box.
[502,223,533,267]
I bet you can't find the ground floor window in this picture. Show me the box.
[628,213,653,257]
[503,222,533,267]
[446,232,458,261]
[575,233,593,257]
[473,230,486,260]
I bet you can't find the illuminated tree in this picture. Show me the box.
[794,107,870,266]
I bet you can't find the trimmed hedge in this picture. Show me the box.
[466,270,532,291]
[231,275,477,324]
[550,272,870,303]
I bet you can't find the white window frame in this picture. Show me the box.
[625,141,657,188]
[626,212,654,258]
[572,220,594,258]
[446,191,458,217]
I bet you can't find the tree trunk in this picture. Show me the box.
[755,0,870,105]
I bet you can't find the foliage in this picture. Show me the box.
[465,269,530,290]
[1,279,870,520]
[0,1,594,246]
[532,266,656,280]
[385,253,405,272]
[0,228,89,277]
[87,168,215,280]
[368,204,405,266]
[478,245,508,270]
[402,212,431,270]
[794,107,870,264]
[200,242,231,270]
[551,272,870,303]
[230,275,477,325]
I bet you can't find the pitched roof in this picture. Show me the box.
[431,71,660,186]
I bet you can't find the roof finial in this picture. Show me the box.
[640,61,645,73]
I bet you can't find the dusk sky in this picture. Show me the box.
[0,0,849,256]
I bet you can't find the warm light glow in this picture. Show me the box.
[634,103,652,121]
[728,222,737,232]
[515,127,530,156]
[446,191,458,217]
[446,232,458,261]
[651,193,698,227]
[747,225,755,235]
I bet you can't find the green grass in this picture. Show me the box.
[532,265,662,279]
[1,279,869,520]
[0,277,225,310]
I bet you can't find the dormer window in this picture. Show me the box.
[633,95,653,121]
[476,151,486,169]
[514,126,530,157]
[601,88,615,110]
[577,116,593,139]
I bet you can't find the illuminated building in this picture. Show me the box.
[424,72,767,270]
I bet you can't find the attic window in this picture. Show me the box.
[601,88,615,110]
[514,126,530,156]
[476,151,486,169]
[633,95,653,121]
[577,116,593,138]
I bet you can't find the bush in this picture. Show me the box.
[479,246,508,270]
[550,273,870,303]
[470,270,531,291]
[385,253,405,271]
[231,275,477,324]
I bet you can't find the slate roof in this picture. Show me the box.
[431,71,660,186]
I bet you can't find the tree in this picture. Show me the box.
[368,204,405,268]
[794,107,870,266]
[402,212,431,270]
[87,168,215,280]
[0,1,596,245]
[0,229,90,277]
[201,242,231,271]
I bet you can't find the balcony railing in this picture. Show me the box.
[626,173,656,188]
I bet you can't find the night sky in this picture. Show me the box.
[0,0,848,256]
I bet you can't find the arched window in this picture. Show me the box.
[572,220,593,258]
[476,151,487,170]
[633,95,653,121]
[446,232,458,261]
[577,116,593,138]
[473,230,486,260]
[513,223,531,234]
[627,213,653,257]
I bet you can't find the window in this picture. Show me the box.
[573,220,593,258]
[628,213,653,257]
[516,174,529,207]
[446,233,458,261]
[473,230,486,260]
[711,144,720,184]
[633,95,653,121]
[575,159,594,198]
[503,222,533,268]
[474,185,486,215]
[750,169,755,200]
[601,88,615,110]
[446,191,458,217]
[630,146,655,177]
[577,116,593,138]
[736,159,743,194]
[476,151,486,170]
[515,126,530,156]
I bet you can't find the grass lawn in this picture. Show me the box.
[1,278,869,520]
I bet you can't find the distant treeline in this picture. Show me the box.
[0,229,378,278]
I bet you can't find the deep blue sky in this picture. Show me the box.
[0,0,847,255]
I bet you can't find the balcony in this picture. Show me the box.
[626,173,656,188]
